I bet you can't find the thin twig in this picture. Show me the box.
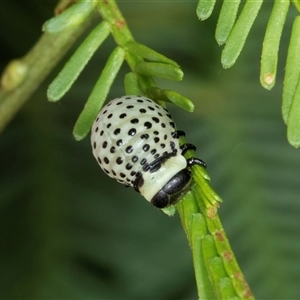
[0,12,97,134]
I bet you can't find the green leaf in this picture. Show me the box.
[291,0,300,13]
[190,213,216,299]
[73,46,125,141]
[147,87,194,112]
[196,0,216,21]
[47,21,111,102]
[43,0,97,33]
[221,0,263,68]
[124,72,142,95]
[136,74,156,95]
[287,78,300,148]
[135,61,183,81]
[215,0,241,45]
[282,16,300,124]
[164,90,194,112]
[125,41,179,67]
[260,0,290,90]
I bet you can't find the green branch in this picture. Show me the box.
[0,11,96,134]
[0,1,255,298]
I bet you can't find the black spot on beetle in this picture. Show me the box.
[126,146,133,153]
[151,149,157,155]
[114,128,121,135]
[116,157,123,165]
[132,156,138,163]
[128,128,137,136]
[110,146,116,154]
[169,122,175,128]
[144,122,152,129]
[143,144,150,152]
[140,158,147,165]
[126,163,133,170]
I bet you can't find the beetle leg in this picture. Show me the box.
[180,143,197,155]
[172,130,185,139]
[186,157,206,168]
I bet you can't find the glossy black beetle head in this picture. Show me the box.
[151,168,192,208]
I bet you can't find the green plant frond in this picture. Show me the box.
[215,0,241,45]
[196,0,216,21]
[73,46,125,141]
[147,87,194,112]
[197,0,300,146]
[283,16,300,122]
[124,72,142,95]
[43,0,97,33]
[292,0,300,12]
[3,1,300,299]
[174,141,252,299]
[287,77,300,148]
[124,41,179,67]
[45,0,254,298]
[45,0,195,141]
[221,0,263,69]
[260,0,290,90]
[134,61,183,81]
[47,21,111,102]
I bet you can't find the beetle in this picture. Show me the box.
[91,95,206,209]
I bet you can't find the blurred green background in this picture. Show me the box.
[1,1,300,299]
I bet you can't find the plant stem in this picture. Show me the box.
[97,0,144,74]
[0,12,96,134]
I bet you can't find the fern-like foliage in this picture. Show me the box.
[45,1,252,298]
[197,0,300,148]
[2,1,300,299]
